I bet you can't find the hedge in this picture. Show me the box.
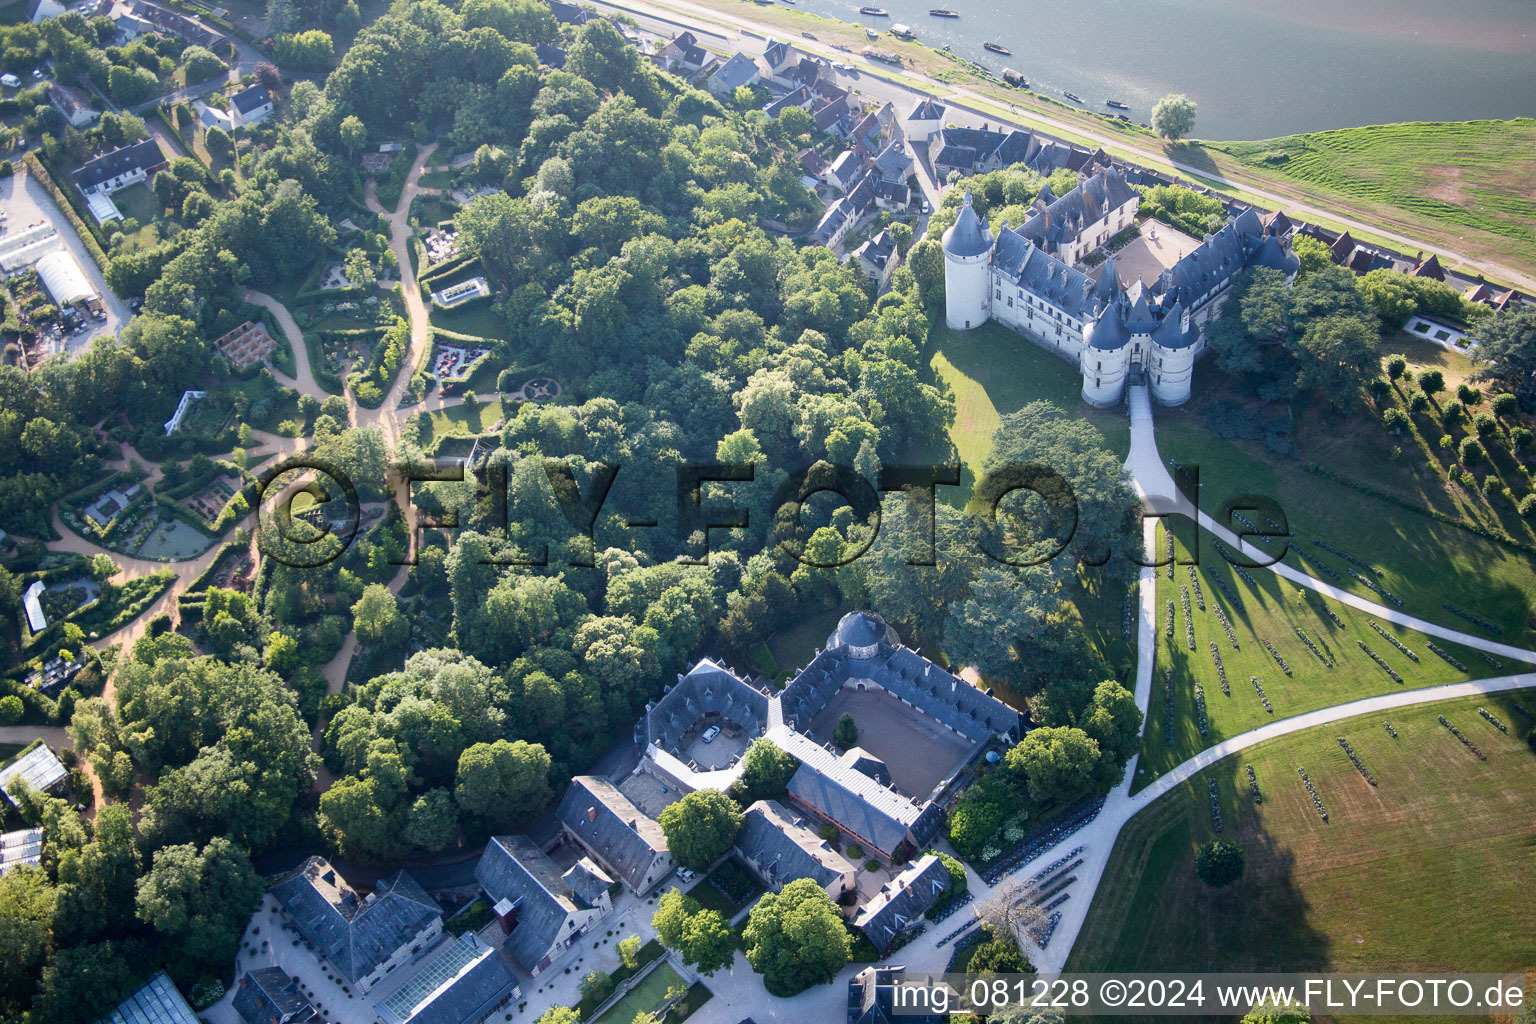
[24,153,109,273]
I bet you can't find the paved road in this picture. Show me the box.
[597,0,1536,292]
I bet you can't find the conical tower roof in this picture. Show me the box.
[942,191,993,258]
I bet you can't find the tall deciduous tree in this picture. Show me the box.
[742,878,851,995]
[1150,93,1198,141]
[657,789,743,870]
[454,739,552,828]
[135,837,262,977]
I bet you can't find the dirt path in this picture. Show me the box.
[364,143,439,449]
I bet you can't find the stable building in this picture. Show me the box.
[270,858,443,994]
[736,799,856,901]
[473,835,611,976]
[554,776,674,896]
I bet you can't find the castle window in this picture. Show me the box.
[1006,297,1013,307]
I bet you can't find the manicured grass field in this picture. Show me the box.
[428,298,503,341]
[1136,521,1496,786]
[592,961,687,1024]
[420,397,510,444]
[1070,689,1536,1012]
[1155,408,1536,645]
[929,320,1129,503]
[1206,119,1536,275]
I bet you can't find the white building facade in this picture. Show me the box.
[941,166,1300,408]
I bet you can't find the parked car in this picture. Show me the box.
[31,69,44,79]
[920,199,931,214]
[701,725,721,743]
[677,867,696,882]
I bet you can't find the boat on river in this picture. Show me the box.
[1105,98,1130,109]
[1063,91,1083,103]
[858,6,888,14]
[891,22,916,37]
[929,9,960,17]
[983,41,1011,54]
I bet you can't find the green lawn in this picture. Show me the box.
[592,961,686,1024]
[110,183,179,250]
[1070,689,1536,1018]
[1155,406,1536,646]
[1205,119,1536,276]
[929,321,1129,506]
[429,299,504,341]
[420,398,510,446]
[1136,520,1498,787]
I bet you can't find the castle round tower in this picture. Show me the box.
[1080,304,1133,408]
[942,191,993,331]
[1149,301,1197,406]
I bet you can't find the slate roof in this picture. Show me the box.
[854,229,897,273]
[375,935,518,1024]
[1084,303,1131,351]
[798,148,830,176]
[1162,218,1250,307]
[991,228,1100,320]
[941,191,992,258]
[853,854,951,953]
[848,965,946,1024]
[711,52,759,91]
[737,799,855,890]
[840,746,891,785]
[546,0,596,24]
[871,141,911,182]
[1151,300,1197,350]
[907,97,945,121]
[271,858,442,986]
[765,86,812,117]
[763,38,793,70]
[814,97,851,132]
[782,734,920,856]
[561,857,614,907]
[72,139,164,192]
[646,657,770,753]
[556,776,670,893]
[828,149,863,189]
[233,966,316,1024]
[475,836,590,971]
[781,611,1022,745]
[230,84,270,116]
[1015,166,1136,251]
[786,57,825,87]
[535,43,566,68]
[1253,233,1299,275]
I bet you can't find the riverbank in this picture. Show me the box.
[633,0,1536,283]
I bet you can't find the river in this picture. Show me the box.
[787,0,1536,139]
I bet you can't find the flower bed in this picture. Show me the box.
[980,798,1104,885]
[1245,764,1261,803]
[1213,541,1260,588]
[1348,566,1402,606]
[1441,603,1502,635]
[1425,641,1468,671]
[1186,565,1205,611]
[1383,721,1398,738]
[1165,599,1175,640]
[1122,590,1136,641]
[1297,766,1329,821]
[1369,622,1419,662]
[1205,565,1245,614]
[1209,642,1230,696]
[1030,911,1063,950]
[1475,650,1503,669]
[1337,738,1377,786]
[1183,596,1196,651]
[1166,531,1175,580]
[1213,601,1240,649]
[1312,539,1380,577]
[1436,715,1487,760]
[1208,778,1223,832]
[1163,671,1175,745]
[1260,638,1292,675]
[1477,707,1507,733]
[1251,675,1274,714]
[1293,626,1333,668]
[1295,548,1341,581]
[1513,703,1533,721]
[1356,641,1403,683]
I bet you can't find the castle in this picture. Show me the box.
[941,165,1300,407]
